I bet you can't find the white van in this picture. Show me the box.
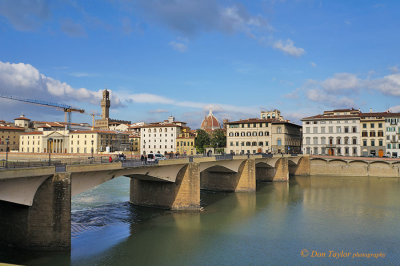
[155,153,166,161]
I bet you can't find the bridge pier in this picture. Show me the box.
[293,156,310,176]
[0,173,71,250]
[130,163,200,210]
[200,159,256,192]
[256,157,289,182]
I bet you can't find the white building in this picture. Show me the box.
[385,115,400,158]
[302,109,361,156]
[19,130,129,154]
[140,116,185,155]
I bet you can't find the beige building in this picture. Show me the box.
[0,124,25,152]
[176,127,196,155]
[70,130,130,154]
[260,109,285,121]
[226,117,301,154]
[129,133,140,155]
[19,131,69,153]
[360,113,386,157]
[226,110,301,155]
[270,121,302,154]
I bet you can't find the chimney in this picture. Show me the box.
[369,108,372,113]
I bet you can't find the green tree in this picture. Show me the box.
[210,129,226,149]
[195,129,210,154]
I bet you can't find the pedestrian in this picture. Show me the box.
[109,155,113,163]
[145,155,148,165]
[141,154,145,165]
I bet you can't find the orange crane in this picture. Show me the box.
[89,111,102,130]
[0,95,85,130]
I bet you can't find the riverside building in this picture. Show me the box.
[140,116,185,155]
[226,110,301,154]
[302,109,361,156]
[385,113,400,158]
[19,130,129,154]
[302,108,400,157]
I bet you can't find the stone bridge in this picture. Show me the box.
[0,155,309,250]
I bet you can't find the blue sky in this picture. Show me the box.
[0,0,400,127]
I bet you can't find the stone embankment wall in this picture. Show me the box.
[309,158,400,177]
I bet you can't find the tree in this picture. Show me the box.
[195,129,210,154]
[210,129,226,149]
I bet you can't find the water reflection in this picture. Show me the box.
[1,176,400,265]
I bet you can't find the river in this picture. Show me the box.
[1,176,400,265]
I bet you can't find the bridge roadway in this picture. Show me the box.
[0,154,310,250]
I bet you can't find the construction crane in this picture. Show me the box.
[89,111,101,130]
[0,95,85,130]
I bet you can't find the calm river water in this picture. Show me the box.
[2,176,400,265]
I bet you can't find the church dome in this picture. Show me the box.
[201,110,221,132]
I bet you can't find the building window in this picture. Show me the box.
[379,140,383,146]
[321,127,325,133]
[371,140,375,146]
[265,141,269,146]
[363,124,367,128]
[371,123,375,128]
[277,139,282,146]
[353,138,357,145]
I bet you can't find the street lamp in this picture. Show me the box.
[91,140,94,161]
[48,138,53,166]
[5,138,9,168]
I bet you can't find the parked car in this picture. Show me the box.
[155,153,166,161]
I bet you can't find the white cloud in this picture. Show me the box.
[369,73,400,97]
[321,73,360,92]
[273,39,305,57]
[389,105,400,112]
[306,89,355,108]
[169,41,188,52]
[0,61,122,108]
